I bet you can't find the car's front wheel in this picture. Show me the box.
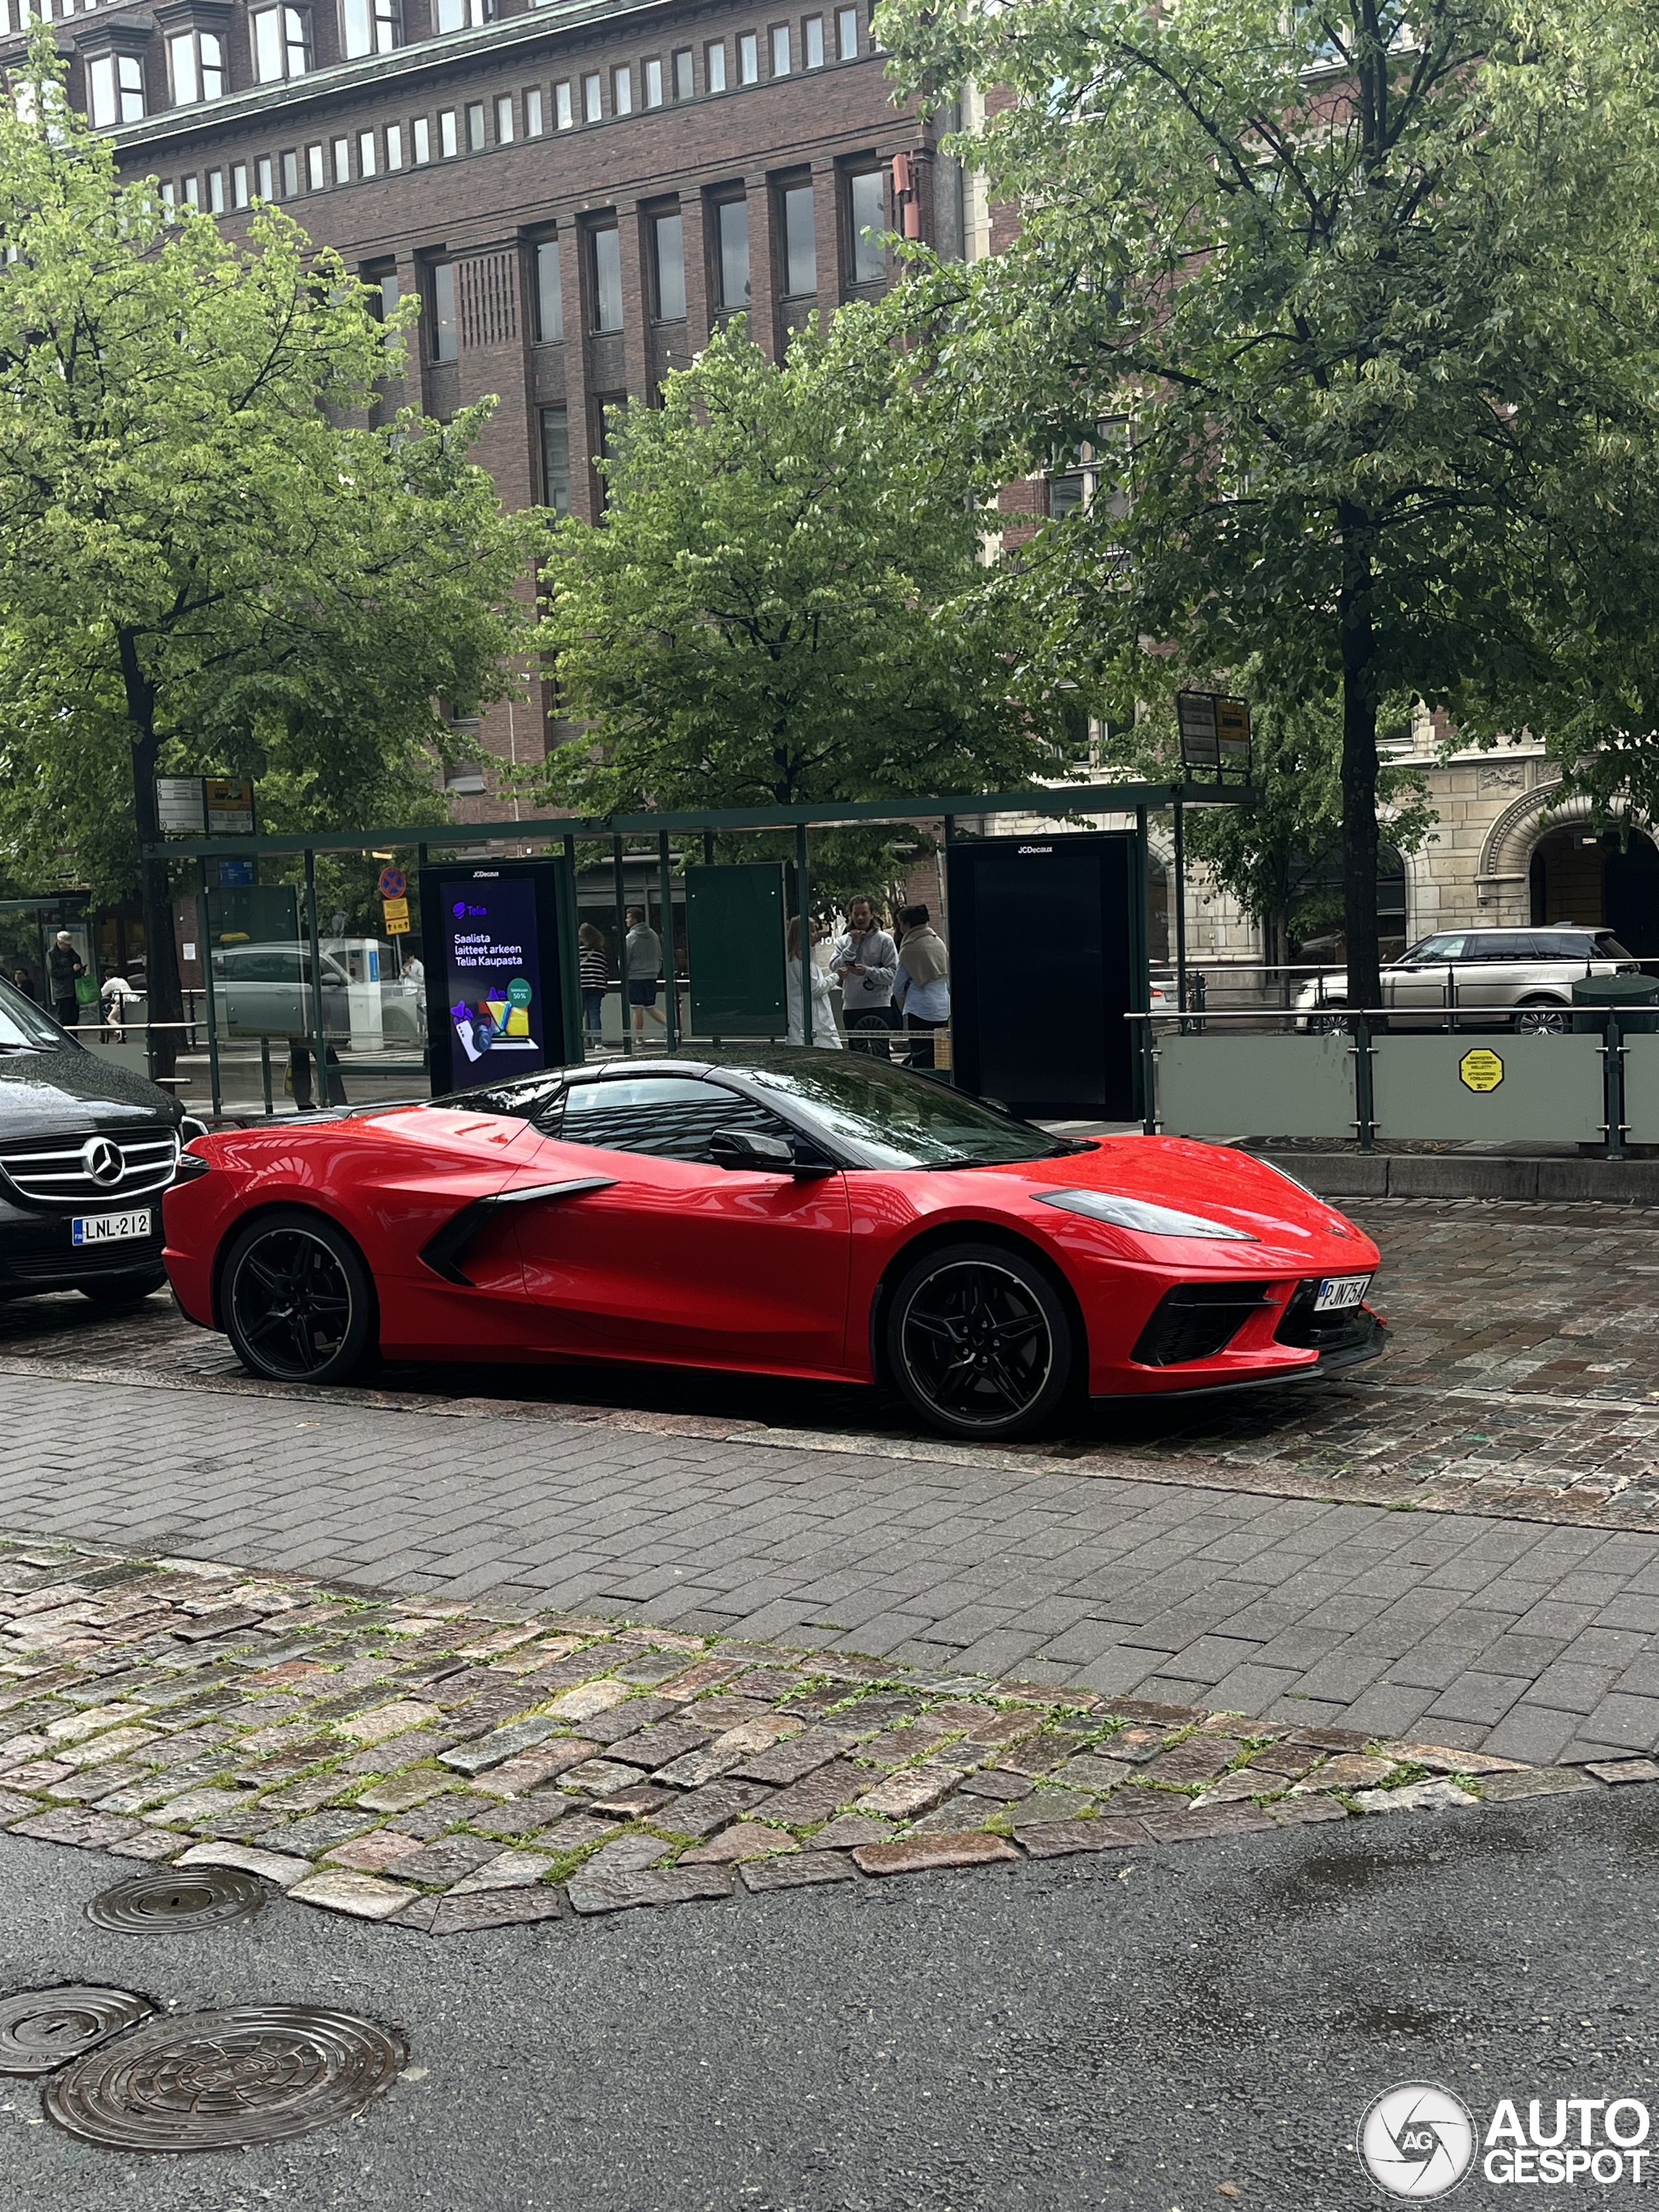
[885,1241,1075,1441]
[221,1209,375,1386]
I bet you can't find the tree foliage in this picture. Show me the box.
[0,31,546,1049]
[534,314,1065,903]
[877,0,1659,1005]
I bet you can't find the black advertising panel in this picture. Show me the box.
[420,859,581,1097]
[946,832,1143,1120]
[685,863,788,1036]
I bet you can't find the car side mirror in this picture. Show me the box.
[709,1127,832,1178]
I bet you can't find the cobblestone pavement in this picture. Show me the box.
[3,1200,1659,1760]
[0,1535,1633,1941]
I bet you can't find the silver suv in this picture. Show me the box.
[1297,926,1642,1032]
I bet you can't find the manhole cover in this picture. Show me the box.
[84,1867,269,1934]
[0,1986,155,2077]
[43,2004,407,2152]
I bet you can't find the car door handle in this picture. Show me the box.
[420,1176,618,1286]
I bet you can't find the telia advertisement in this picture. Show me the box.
[437,874,548,1076]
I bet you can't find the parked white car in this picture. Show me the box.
[1296,926,1642,1032]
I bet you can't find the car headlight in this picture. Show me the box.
[1032,1189,1257,1240]
[173,1149,213,1182]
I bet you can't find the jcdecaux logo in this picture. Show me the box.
[1358,2082,1655,2196]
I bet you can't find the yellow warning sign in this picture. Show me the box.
[1459,1047,1504,1093]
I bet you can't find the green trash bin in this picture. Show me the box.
[1572,971,1659,1034]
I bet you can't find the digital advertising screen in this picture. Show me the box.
[435,870,549,1080]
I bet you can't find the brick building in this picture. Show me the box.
[9,0,980,815]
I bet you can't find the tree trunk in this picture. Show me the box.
[119,631,182,1082]
[1338,503,1382,1019]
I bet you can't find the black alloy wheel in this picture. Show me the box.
[885,1241,1074,1441]
[79,1270,168,1307]
[222,1211,374,1386]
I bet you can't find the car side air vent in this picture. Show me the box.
[1131,1283,1273,1367]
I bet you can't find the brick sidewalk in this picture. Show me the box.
[1,1198,1657,1765]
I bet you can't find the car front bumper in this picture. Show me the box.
[0,1193,167,1297]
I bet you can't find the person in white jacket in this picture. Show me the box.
[785,916,842,1047]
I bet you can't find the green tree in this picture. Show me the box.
[877,0,1659,1010]
[535,314,1064,906]
[0,33,546,1066]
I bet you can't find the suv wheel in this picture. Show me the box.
[885,1241,1074,1441]
[1307,1009,1352,1036]
[222,1210,375,1385]
[1515,999,1570,1036]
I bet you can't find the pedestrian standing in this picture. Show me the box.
[786,916,842,1047]
[578,922,609,1042]
[894,905,950,1068]
[10,967,35,1002]
[99,972,138,1043]
[46,931,84,1030]
[831,897,898,1058]
[623,905,666,1036]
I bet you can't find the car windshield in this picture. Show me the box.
[0,976,72,1053]
[740,1055,1075,1169]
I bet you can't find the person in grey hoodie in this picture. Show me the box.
[831,897,899,1058]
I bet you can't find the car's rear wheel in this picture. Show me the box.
[1306,1009,1352,1035]
[222,1210,375,1386]
[80,1270,167,1308]
[1516,998,1570,1035]
[885,1241,1074,1441]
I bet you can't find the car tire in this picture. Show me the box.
[1515,999,1570,1036]
[79,1270,168,1308]
[884,1240,1075,1441]
[221,1209,376,1386]
[1306,1009,1352,1035]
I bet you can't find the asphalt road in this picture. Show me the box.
[3,1786,1656,2211]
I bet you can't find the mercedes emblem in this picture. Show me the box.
[82,1137,123,1187]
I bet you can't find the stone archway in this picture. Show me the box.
[1479,781,1659,954]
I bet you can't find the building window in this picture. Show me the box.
[87,53,145,126]
[307,142,326,189]
[465,100,485,150]
[281,148,299,196]
[582,72,601,122]
[612,64,631,115]
[590,224,622,332]
[738,31,758,82]
[434,0,491,27]
[653,210,684,320]
[183,174,200,207]
[643,56,662,107]
[207,168,225,211]
[439,108,458,156]
[429,262,458,360]
[705,40,726,91]
[167,29,224,106]
[540,405,570,517]
[495,93,513,141]
[593,392,625,507]
[252,5,308,83]
[255,155,273,198]
[332,135,349,182]
[524,86,543,135]
[836,5,857,57]
[716,195,750,309]
[358,128,377,176]
[377,272,400,322]
[342,0,397,58]
[781,181,815,296]
[554,80,573,128]
[771,23,790,74]
[386,121,403,168]
[535,237,562,342]
[161,183,177,210]
[804,14,823,65]
[848,167,885,283]
[232,161,249,207]
[673,47,693,97]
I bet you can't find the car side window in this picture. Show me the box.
[1408,935,1466,964]
[1471,934,1525,960]
[557,1077,798,1163]
[445,1073,569,1122]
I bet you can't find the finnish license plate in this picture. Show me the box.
[1314,1274,1371,1313]
[71,1210,153,1246]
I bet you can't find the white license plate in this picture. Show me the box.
[71,1211,153,1246]
[1314,1274,1371,1313]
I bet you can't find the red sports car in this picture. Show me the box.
[163,1049,1385,1441]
